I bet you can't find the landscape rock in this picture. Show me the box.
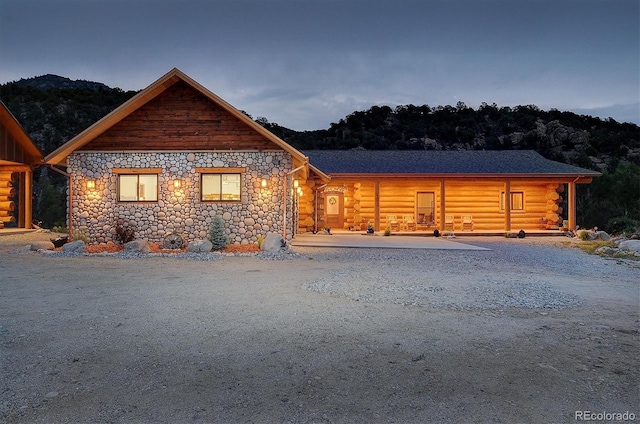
[618,240,640,253]
[594,246,616,255]
[261,232,286,252]
[30,241,55,251]
[187,239,213,253]
[124,239,151,253]
[595,231,611,241]
[62,240,86,253]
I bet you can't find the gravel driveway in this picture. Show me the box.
[1,232,638,423]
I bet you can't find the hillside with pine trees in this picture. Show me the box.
[1,75,638,233]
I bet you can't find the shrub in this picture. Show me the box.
[72,230,89,243]
[209,215,228,250]
[384,228,391,236]
[605,216,640,236]
[578,230,591,241]
[51,225,68,234]
[113,220,136,244]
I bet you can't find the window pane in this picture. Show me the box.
[202,174,221,201]
[501,192,524,210]
[512,192,523,210]
[119,175,139,201]
[138,174,158,201]
[222,174,241,201]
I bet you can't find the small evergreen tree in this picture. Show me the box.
[209,215,228,250]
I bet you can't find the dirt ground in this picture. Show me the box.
[1,231,638,423]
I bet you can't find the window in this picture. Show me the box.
[118,174,158,202]
[201,173,241,202]
[501,192,524,211]
[416,192,435,224]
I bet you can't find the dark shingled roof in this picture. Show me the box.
[303,150,601,176]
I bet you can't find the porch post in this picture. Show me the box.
[374,180,380,231]
[568,181,576,230]
[24,170,33,229]
[504,180,511,232]
[18,172,26,228]
[439,179,445,231]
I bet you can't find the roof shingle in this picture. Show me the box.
[303,150,601,176]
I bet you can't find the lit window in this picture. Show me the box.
[201,173,241,202]
[118,174,158,202]
[501,192,524,211]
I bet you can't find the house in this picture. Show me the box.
[0,100,42,229]
[44,68,600,244]
[299,150,601,234]
[45,68,312,244]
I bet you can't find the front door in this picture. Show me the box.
[325,192,344,229]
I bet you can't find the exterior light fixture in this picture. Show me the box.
[173,179,181,189]
[261,178,268,188]
[86,180,96,190]
[293,179,299,188]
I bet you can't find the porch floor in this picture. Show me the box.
[314,228,570,237]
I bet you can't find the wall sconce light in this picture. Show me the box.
[261,178,268,188]
[86,180,96,190]
[296,187,303,196]
[293,179,299,188]
[173,179,182,189]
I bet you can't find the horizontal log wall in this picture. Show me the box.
[81,81,280,152]
[326,177,563,232]
[0,171,15,224]
[378,181,441,229]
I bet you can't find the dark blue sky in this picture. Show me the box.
[1,0,638,129]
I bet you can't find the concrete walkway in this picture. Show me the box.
[291,232,490,250]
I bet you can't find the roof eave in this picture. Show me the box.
[321,172,601,180]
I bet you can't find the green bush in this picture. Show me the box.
[209,215,228,250]
[51,225,68,234]
[605,216,640,235]
[113,220,136,244]
[72,230,89,243]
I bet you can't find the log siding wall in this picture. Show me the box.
[305,177,570,232]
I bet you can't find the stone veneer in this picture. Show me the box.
[67,151,295,245]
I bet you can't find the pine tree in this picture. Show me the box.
[209,215,228,250]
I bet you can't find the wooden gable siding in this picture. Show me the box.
[0,123,38,164]
[79,81,281,152]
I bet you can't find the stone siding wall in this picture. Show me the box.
[67,151,293,245]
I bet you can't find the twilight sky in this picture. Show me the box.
[1,0,638,130]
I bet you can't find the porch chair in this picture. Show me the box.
[461,215,474,231]
[387,215,400,231]
[444,215,455,231]
[403,215,417,231]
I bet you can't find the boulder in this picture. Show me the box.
[187,239,213,253]
[261,233,286,252]
[124,239,151,253]
[595,246,616,255]
[31,241,55,251]
[618,240,640,253]
[595,231,611,241]
[62,240,86,253]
